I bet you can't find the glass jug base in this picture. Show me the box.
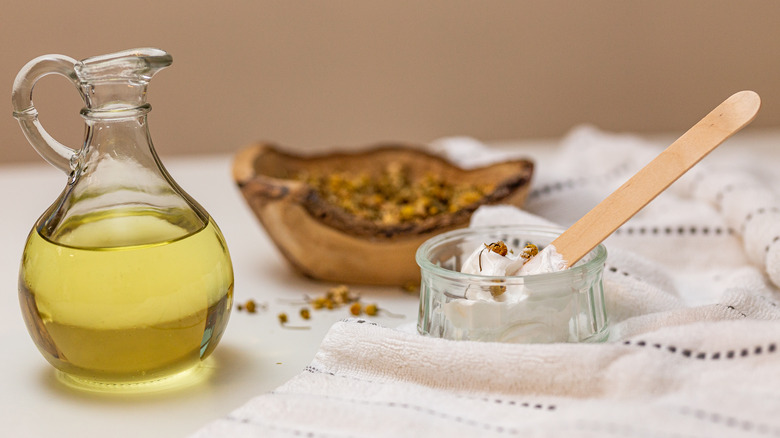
[54,357,215,394]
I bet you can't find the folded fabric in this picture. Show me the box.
[192,126,780,437]
[195,317,779,437]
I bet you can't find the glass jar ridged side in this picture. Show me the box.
[416,226,608,343]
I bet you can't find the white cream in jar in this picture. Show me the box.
[444,241,573,342]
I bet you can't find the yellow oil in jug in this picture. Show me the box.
[18,209,233,390]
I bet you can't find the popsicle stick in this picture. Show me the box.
[552,90,761,267]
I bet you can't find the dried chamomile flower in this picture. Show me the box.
[520,243,539,260]
[300,285,405,320]
[350,302,402,318]
[299,284,365,318]
[401,281,419,294]
[478,241,513,271]
[489,282,507,298]
[364,303,379,316]
[484,241,509,256]
[245,300,257,313]
[311,296,327,310]
[237,299,266,313]
[277,312,309,330]
[295,163,494,224]
[326,284,360,306]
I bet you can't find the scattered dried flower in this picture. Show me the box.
[401,281,419,294]
[237,299,267,313]
[277,312,310,330]
[364,303,379,316]
[245,300,257,313]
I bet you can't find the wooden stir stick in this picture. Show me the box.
[552,90,761,268]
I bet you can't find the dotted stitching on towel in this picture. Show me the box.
[715,184,736,204]
[257,391,554,435]
[342,318,382,327]
[528,178,582,199]
[605,265,639,282]
[527,161,633,200]
[577,414,780,438]
[475,396,556,411]
[765,235,780,253]
[613,225,734,237]
[741,207,780,234]
[227,414,360,438]
[303,366,557,413]
[304,365,337,376]
[573,419,683,437]
[678,406,780,436]
[757,295,779,308]
[720,304,748,318]
[622,339,776,360]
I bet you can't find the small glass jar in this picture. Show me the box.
[416,226,608,343]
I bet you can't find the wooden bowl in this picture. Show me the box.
[232,143,534,286]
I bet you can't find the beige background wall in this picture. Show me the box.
[2,1,779,164]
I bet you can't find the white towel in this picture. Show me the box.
[193,126,780,437]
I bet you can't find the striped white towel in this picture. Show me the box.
[193,126,780,437]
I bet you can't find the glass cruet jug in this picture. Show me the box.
[12,48,234,391]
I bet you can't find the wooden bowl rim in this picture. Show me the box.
[233,142,534,240]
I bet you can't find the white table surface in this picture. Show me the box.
[1,130,777,437]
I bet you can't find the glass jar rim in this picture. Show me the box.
[415,224,607,283]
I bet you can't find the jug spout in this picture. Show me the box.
[12,48,174,173]
[75,48,172,111]
[75,48,172,82]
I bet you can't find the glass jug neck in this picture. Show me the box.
[79,112,156,167]
[81,98,152,121]
[81,82,153,116]
[75,48,172,116]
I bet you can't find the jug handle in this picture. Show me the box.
[12,54,85,174]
